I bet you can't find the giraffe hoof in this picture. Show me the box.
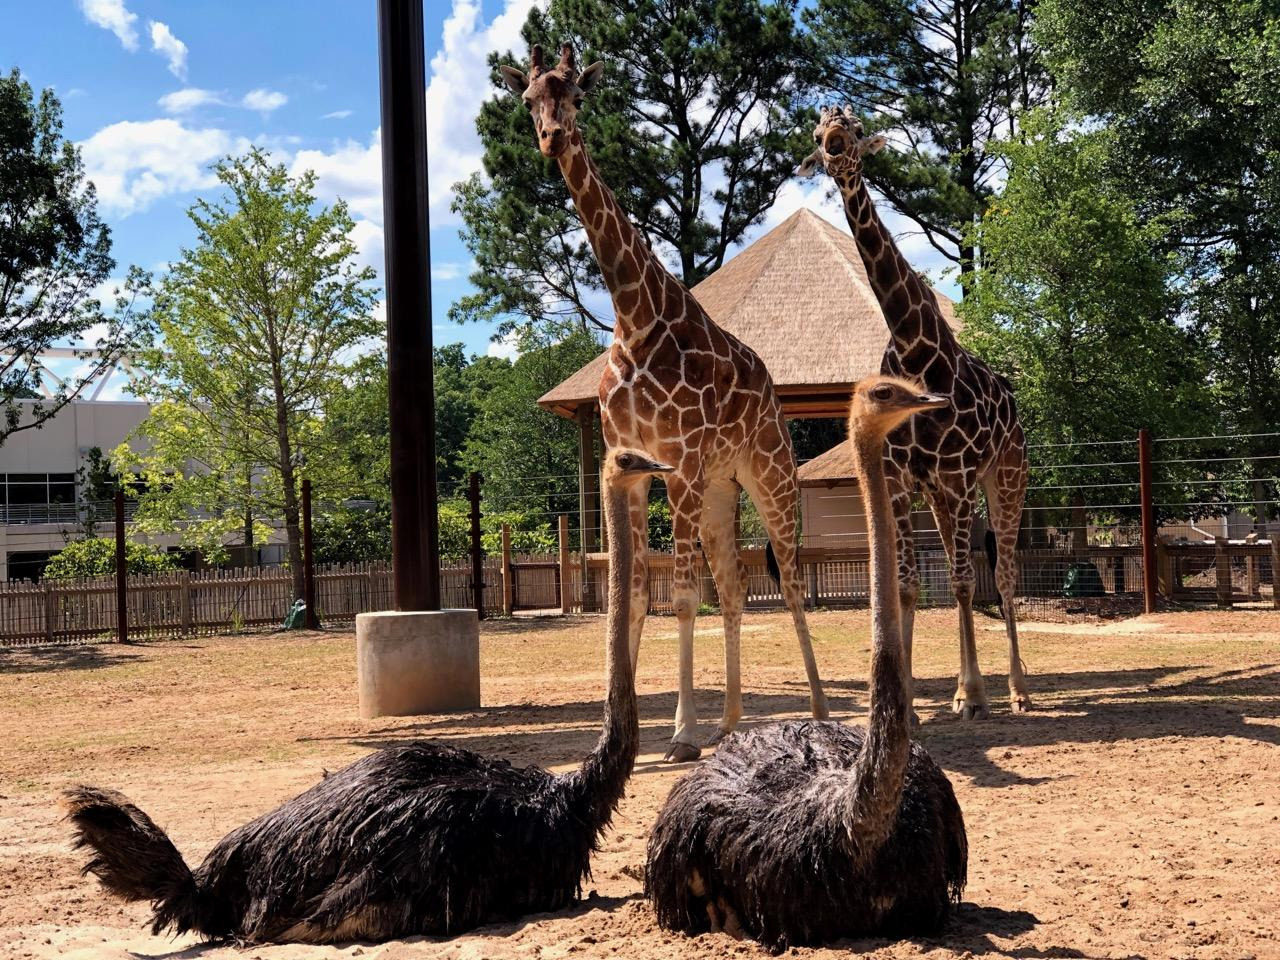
[956,702,991,721]
[704,728,733,748]
[1011,694,1033,713]
[663,742,702,764]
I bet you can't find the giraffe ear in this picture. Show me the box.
[797,148,824,178]
[859,134,887,157]
[499,65,528,94]
[577,61,604,95]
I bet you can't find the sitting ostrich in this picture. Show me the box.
[62,448,673,944]
[646,377,968,950]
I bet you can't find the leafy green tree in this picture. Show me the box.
[312,503,391,566]
[124,150,379,598]
[461,330,602,527]
[44,538,177,580]
[453,0,817,338]
[1037,0,1280,521]
[0,70,140,445]
[960,112,1213,536]
[804,0,1049,279]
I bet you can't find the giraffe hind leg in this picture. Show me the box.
[700,479,746,747]
[984,467,1032,713]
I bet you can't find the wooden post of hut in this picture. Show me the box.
[1214,536,1232,609]
[1271,523,1280,610]
[500,523,513,616]
[558,514,571,614]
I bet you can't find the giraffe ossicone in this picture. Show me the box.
[507,42,831,760]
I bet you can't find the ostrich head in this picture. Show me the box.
[604,448,674,486]
[850,376,949,436]
[798,105,887,181]
[499,43,605,159]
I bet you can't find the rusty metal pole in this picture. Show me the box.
[378,0,440,611]
[468,472,484,619]
[302,478,318,629]
[1138,428,1158,613]
[114,489,128,644]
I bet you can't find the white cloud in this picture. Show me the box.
[431,260,473,281]
[322,109,353,120]
[80,119,251,216]
[424,0,536,224]
[486,331,522,361]
[149,21,189,80]
[78,0,138,51]
[158,88,223,114]
[242,89,288,113]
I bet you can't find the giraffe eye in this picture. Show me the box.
[573,95,583,107]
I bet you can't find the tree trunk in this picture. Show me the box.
[268,355,305,603]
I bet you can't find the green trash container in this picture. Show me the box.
[283,599,308,629]
[1063,561,1106,598]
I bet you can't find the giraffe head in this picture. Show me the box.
[797,106,887,182]
[850,375,948,438]
[500,43,604,159]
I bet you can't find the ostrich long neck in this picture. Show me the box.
[835,172,957,363]
[567,471,638,829]
[557,128,669,348]
[841,420,912,858]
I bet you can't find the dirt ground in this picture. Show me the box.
[2,607,1279,960]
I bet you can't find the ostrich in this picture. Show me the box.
[61,448,673,944]
[646,377,968,950]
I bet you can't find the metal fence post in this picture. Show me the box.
[1271,523,1280,610]
[302,478,319,629]
[1138,428,1158,613]
[114,489,128,644]
[468,472,484,619]
[558,514,571,614]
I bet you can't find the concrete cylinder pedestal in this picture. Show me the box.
[356,609,480,719]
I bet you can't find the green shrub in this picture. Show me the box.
[44,538,178,580]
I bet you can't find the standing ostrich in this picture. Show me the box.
[646,377,968,950]
[61,448,672,945]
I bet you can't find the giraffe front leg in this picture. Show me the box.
[887,465,920,725]
[700,479,746,747]
[931,485,991,721]
[664,475,704,763]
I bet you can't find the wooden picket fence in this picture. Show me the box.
[0,559,506,647]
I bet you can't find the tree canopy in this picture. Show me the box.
[453,0,816,339]
[123,150,379,596]
[0,70,139,446]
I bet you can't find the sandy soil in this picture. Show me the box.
[2,607,1279,960]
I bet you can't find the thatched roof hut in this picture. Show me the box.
[538,208,959,420]
[537,206,959,553]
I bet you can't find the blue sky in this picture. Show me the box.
[3,1,955,397]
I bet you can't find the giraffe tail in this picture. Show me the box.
[764,540,781,586]
[984,528,1003,610]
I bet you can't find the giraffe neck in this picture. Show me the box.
[835,172,957,363]
[840,420,912,862]
[557,128,671,348]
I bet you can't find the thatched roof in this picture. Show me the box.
[538,207,959,419]
[797,439,858,487]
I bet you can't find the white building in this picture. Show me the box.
[0,399,285,580]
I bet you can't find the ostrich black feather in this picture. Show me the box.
[62,448,669,945]
[645,720,966,951]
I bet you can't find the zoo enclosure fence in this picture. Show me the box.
[2,431,1277,647]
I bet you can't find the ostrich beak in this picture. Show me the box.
[914,393,949,411]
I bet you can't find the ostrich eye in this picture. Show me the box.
[873,385,893,401]
[618,455,632,468]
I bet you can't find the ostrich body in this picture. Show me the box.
[646,378,968,950]
[62,449,672,945]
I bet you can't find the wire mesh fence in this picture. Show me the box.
[2,430,1276,646]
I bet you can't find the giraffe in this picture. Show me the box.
[799,105,1032,720]
[501,43,829,762]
